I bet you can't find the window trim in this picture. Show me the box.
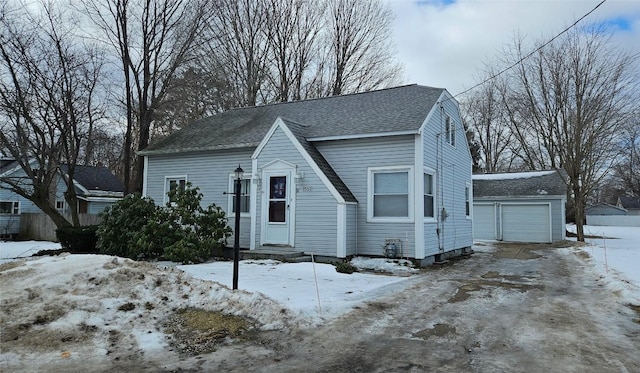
[164,175,188,205]
[465,182,472,219]
[228,173,252,217]
[423,167,436,222]
[0,201,20,215]
[445,115,456,147]
[367,166,413,223]
[55,200,65,211]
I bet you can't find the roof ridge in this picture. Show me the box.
[226,84,426,113]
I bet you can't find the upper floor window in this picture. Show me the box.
[0,201,19,214]
[55,200,65,211]
[165,176,187,204]
[368,167,412,221]
[445,115,456,146]
[228,175,251,215]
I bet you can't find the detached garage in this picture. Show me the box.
[472,170,567,243]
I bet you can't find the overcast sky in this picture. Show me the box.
[388,0,640,96]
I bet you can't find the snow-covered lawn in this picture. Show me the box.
[0,240,61,264]
[177,257,416,322]
[567,224,640,304]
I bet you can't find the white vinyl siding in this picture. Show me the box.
[146,149,254,248]
[316,136,416,256]
[255,127,338,255]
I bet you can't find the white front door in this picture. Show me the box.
[263,170,293,245]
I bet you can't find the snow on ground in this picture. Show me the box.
[177,257,414,322]
[567,224,640,304]
[472,170,555,180]
[0,240,61,264]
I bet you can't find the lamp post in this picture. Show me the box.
[232,165,243,290]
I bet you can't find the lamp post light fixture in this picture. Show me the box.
[232,165,243,290]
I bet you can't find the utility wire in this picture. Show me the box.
[453,0,608,98]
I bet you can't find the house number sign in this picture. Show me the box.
[303,186,313,192]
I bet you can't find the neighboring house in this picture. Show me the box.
[472,170,567,243]
[617,196,640,215]
[140,84,473,264]
[0,159,124,239]
[586,203,628,216]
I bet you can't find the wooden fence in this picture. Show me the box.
[19,213,102,241]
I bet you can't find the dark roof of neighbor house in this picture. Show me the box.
[60,165,124,194]
[473,170,567,198]
[618,196,640,209]
[139,84,446,155]
[282,118,357,203]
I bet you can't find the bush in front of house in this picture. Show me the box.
[97,193,167,260]
[96,185,231,264]
[56,225,99,253]
[162,184,231,264]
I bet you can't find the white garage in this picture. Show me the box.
[472,170,567,243]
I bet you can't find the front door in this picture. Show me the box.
[263,171,292,245]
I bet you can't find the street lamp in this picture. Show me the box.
[232,165,243,290]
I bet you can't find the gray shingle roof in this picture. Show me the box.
[61,165,124,194]
[618,196,640,209]
[281,118,357,203]
[473,170,567,198]
[140,84,445,155]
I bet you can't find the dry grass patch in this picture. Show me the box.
[164,308,255,355]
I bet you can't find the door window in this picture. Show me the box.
[268,176,286,223]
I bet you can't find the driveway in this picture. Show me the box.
[193,242,640,372]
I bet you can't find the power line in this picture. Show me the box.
[453,0,608,98]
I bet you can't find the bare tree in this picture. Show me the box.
[611,114,640,197]
[82,0,209,193]
[500,27,638,241]
[462,76,514,173]
[263,0,324,102]
[323,0,402,96]
[203,0,270,107]
[0,2,104,228]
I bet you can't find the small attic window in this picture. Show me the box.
[445,115,455,146]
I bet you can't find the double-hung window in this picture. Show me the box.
[165,176,187,204]
[0,201,19,214]
[228,175,251,216]
[465,183,471,218]
[424,172,435,219]
[445,115,456,146]
[368,167,412,221]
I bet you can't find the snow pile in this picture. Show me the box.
[567,224,640,304]
[350,256,419,275]
[0,253,305,366]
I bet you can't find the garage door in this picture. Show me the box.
[501,204,551,243]
[473,204,496,240]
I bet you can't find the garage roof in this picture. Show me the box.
[473,170,567,198]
